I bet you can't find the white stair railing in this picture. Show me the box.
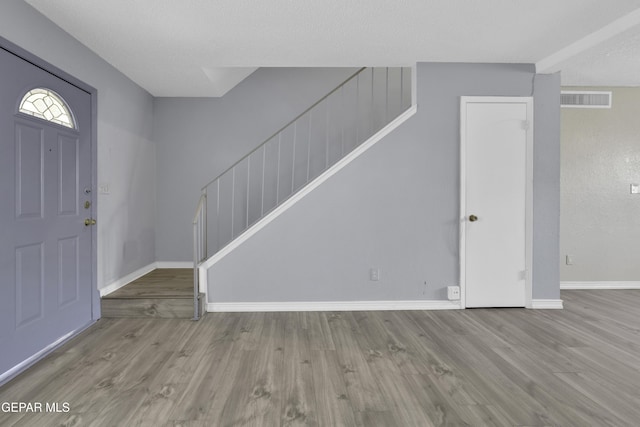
[192,193,206,320]
[195,67,411,270]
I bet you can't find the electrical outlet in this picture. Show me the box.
[370,268,380,281]
[447,286,460,301]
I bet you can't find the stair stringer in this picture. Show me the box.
[198,104,418,305]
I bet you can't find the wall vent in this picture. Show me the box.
[561,91,612,109]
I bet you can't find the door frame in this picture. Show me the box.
[0,35,99,319]
[459,96,534,309]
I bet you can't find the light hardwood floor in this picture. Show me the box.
[1,290,639,426]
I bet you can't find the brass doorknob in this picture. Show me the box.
[469,215,478,222]
[84,218,97,226]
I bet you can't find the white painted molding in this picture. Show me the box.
[202,105,418,271]
[561,281,640,290]
[0,322,93,386]
[198,266,208,299]
[536,8,640,72]
[207,299,461,313]
[156,261,192,269]
[530,299,564,310]
[99,262,157,297]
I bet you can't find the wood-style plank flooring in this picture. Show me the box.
[101,269,199,319]
[104,269,193,299]
[1,290,639,426]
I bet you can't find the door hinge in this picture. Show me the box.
[522,120,530,131]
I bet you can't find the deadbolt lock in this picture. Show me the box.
[469,215,478,222]
[84,218,97,226]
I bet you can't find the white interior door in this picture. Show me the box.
[461,97,532,308]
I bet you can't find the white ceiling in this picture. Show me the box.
[542,14,640,86]
[23,0,640,96]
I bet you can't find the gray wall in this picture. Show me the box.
[533,74,561,298]
[561,87,640,282]
[207,63,561,303]
[153,68,359,262]
[0,0,157,290]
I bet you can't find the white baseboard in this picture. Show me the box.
[530,299,564,309]
[100,262,157,297]
[561,281,640,290]
[156,261,192,269]
[202,105,418,271]
[0,322,93,386]
[207,299,461,313]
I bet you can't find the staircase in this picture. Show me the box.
[192,67,413,309]
[101,269,205,319]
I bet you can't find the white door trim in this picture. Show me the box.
[459,96,534,309]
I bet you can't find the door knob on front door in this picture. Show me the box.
[469,215,478,222]
[84,218,96,226]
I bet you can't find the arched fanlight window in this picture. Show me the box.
[19,88,76,129]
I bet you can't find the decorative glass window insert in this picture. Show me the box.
[19,88,75,129]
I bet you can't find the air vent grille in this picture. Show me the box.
[561,91,612,109]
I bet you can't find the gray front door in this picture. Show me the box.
[0,47,93,378]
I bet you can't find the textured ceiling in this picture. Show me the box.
[545,23,640,87]
[23,0,640,96]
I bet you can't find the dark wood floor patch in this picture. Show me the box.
[100,269,204,319]
[105,269,193,299]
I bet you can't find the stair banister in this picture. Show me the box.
[192,193,206,320]
[200,68,366,192]
[195,66,411,269]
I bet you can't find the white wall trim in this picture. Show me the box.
[198,265,208,299]
[536,8,640,73]
[0,322,93,386]
[99,262,157,297]
[561,281,640,290]
[156,261,192,269]
[530,299,564,309]
[207,299,461,313]
[202,104,418,271]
